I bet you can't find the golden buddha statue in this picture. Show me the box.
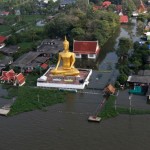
[51,37,80,76]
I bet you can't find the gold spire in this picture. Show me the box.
[63,36,69,47]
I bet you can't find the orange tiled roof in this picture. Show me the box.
[102,1,111,7]
[16,73,25,85]
[104,84,116,94]
[120,15,128,23]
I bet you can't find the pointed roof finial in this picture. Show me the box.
[63,35,69,48]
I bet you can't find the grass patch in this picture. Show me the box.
[99,95,119,119]
[99,95,150,120]
[9,86,66,115]
[25,73,41,86]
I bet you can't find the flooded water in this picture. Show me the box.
[0,18,148,150]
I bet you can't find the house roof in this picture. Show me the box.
[102,1,111,7]
[0,69,16,81]
[73,40,99,54]
[120,15,128,23]
[0,56,13,66]
[104,84,116,94]
[34,56,49,63]
[0,45,19,55]
[0,36,7,44]
[41,63,48,69]
[37,38,63,54]
[127,75,150,83]
[138,70,150,76]
[12,51,41,68]
[16,73,25,85]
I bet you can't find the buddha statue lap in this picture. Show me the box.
[51,37,79,76]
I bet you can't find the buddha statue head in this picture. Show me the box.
[63,36,69,52]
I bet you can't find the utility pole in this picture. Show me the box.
[129,94,132,113]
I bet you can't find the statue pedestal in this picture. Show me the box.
[37,67,92,90]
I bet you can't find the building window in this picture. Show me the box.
[76,54,80,56]
[89,54,94,57]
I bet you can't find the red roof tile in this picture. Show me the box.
[120,15,128,23]
[73,41,99,54]
[41,63,48,69]
[102,1,111,7]
[0,36,7,44]
[16,73,25,85]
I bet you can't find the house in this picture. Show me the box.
[11,51,50,73]
[0,56,13,71]
[0,45,20,56]
[132,11,139,17]
[0,36,7,49]
[137,0,147,14]
[120,15,128,23]
[73,40,100,59]
[15,73,25,86]
[0,69,16,83]
[102,1,111,8]
[0,69,25,86]
[93,1,111,11]
[37,38,63,56]
[103,84,116,95]
[0,11,9,16]
[59,0,76,7]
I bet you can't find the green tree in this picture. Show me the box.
[117,37,133,61]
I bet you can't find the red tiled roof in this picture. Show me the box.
[120,15,128,23]
[73,41,99,54]
[6,69,16,80]
[102,1,111,7]
[0,69,15,81]
[16,73,25,85]
[0,36,7,44]
[2,11,9,15]
[41,63,48,69]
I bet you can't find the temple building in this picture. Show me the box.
[73,40,100,59]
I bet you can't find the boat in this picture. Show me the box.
[0,104,11,116]
[88,116,101,122]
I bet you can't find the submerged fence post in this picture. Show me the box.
[129,94,132,113]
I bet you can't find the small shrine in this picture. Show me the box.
[0,69,25,86]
